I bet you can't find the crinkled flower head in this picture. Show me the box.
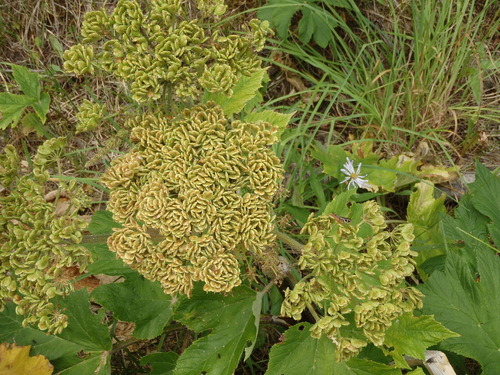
[281,200,422,361]
[0,142,92,335]
[63,0,272,103]
[102,101,282,297]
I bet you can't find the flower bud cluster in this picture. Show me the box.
[75,99,106,134]
[101,101,282,296]
[0,140,92,335]
[63,0,272,103]
[281,201,423,361]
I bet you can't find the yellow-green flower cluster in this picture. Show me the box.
[0,140,92,335]
[101,101,282,296]
[63,0,272,102]
[281,201,423,361]
[75,99,106,134]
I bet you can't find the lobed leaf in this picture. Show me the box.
[173,285,260,375]
[244,109,293,139]
[12,64,41,99]
[0,92,36,129]
[0,289,112,374]
[91,274,173,340]
[420,249,500,374]
[266,323,401,375]
[140,352,179,375]
[469,161,500,247]
[32,92,51,123]
[205,69,267,116]
[383,314,458,369]
[257,0,301,40]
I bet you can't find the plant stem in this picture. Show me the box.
[274,229,305,253]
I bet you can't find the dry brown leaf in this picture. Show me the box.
[0,343,53,375]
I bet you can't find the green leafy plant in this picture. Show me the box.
[257,0,352,48]
[258,0,500,153]
[279,192,455,363]
[314,142,458,193]
[1,0,485,373]
[0,63,50,130]
[416,162,500,374]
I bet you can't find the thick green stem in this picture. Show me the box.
[274,229,305,253]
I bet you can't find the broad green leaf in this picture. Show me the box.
[0,92,35,129]
[140,352,179,375]
[245,290,263,360]
[283,203,311,225]
[420,249,500,374]
[87,210,121,235]
[0,289,112,374]
[469,162,500,221]
[442,194,492,267]
[55,290,111,352]
[257,0,301,40]
[383,314,458,369]
[244,109,293,139]
[84,210,134,276]
[309,10,333,48]
[205,68,267,116]
[84,243,137,276]
[365,160,398,192]
[32,91,51,123]
[173,285,260,375]
[323,189,357,217]
[91,273,173,339]
[442,163,500,254]
[266,323,401,375]
[298,8,315,45]
[12,64,40,98]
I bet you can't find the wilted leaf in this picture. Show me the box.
[0,343,53,375]
[0,289,112,374]
[407,181,447,271]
